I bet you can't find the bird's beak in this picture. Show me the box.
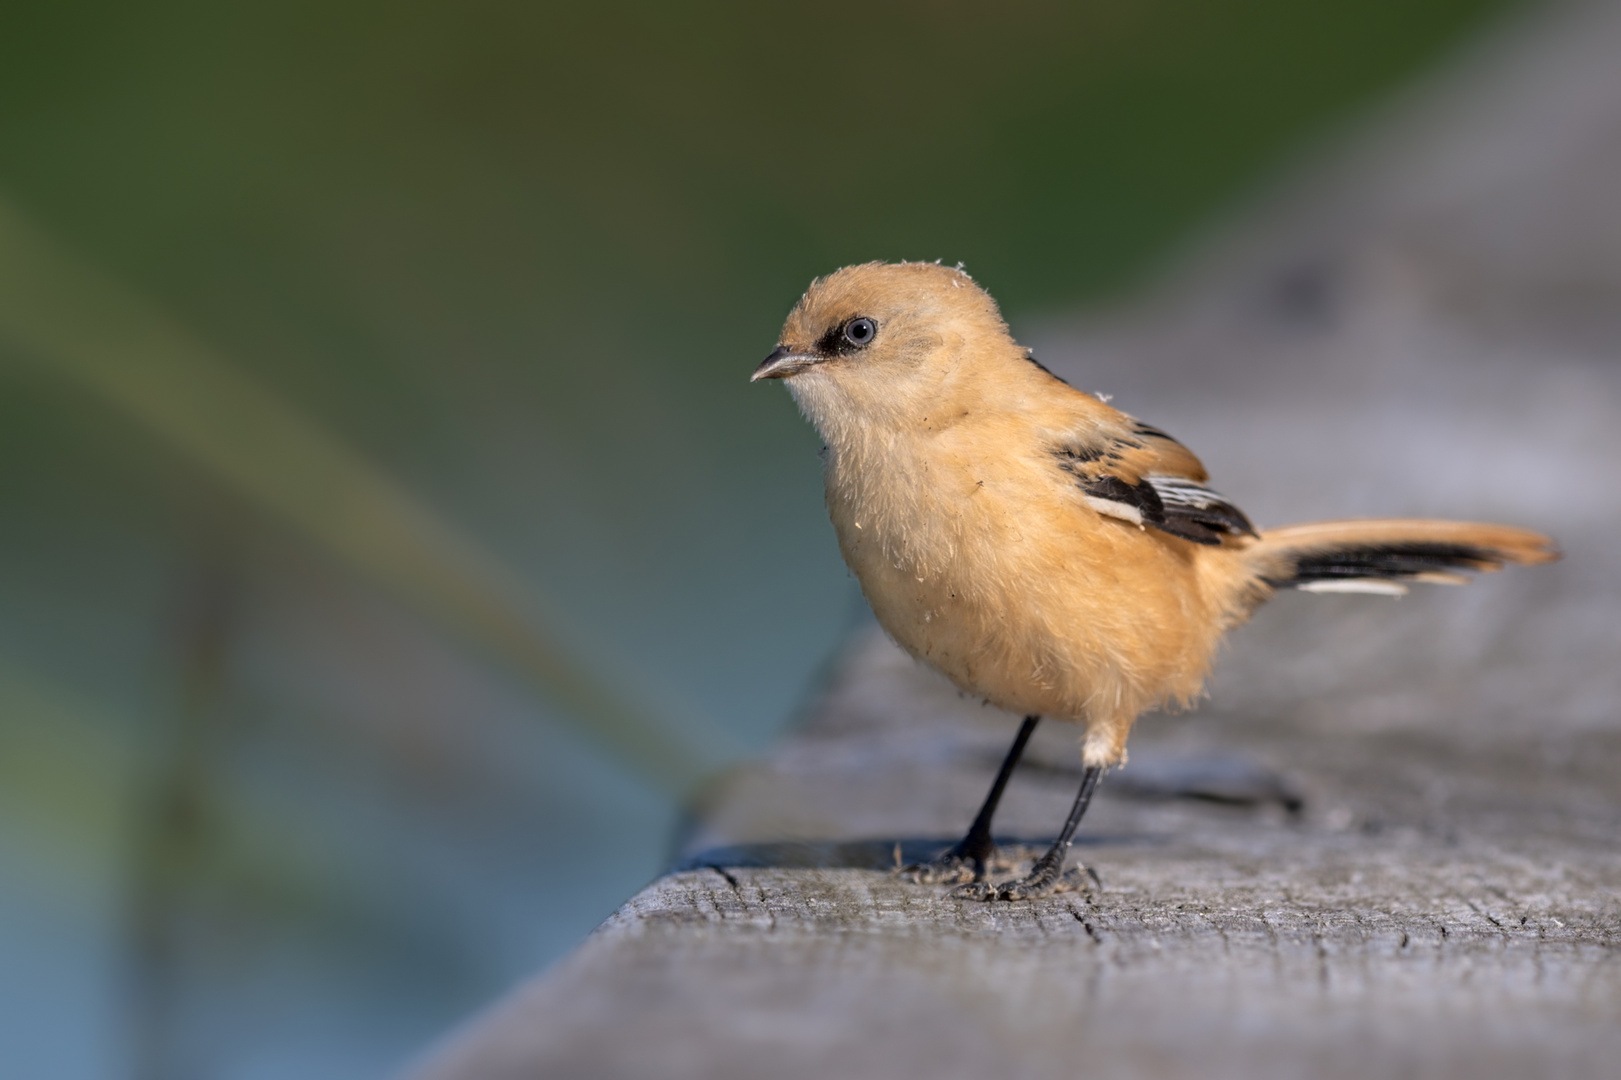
[751,346,818,382]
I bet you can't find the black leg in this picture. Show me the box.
[951,765,1104,901]
[905,716,1040,884]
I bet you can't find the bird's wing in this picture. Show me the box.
[1051,414,1257,546]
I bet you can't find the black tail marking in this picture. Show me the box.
[1269,541,1499,587]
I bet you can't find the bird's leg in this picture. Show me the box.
[951,765,1103,901]
[905,716,1040,884]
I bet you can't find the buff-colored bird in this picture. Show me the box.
[752,261,1558,901]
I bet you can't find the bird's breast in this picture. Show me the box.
[823,436,1056,671]
[825,439,996,582]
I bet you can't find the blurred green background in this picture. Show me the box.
[0,1,1510,1077]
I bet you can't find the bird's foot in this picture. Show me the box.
[901,849,981,885]
[947,855,1100,902]
[901,838,1016,885]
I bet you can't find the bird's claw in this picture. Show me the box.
[900,851,980,885]
[946,861,1099,902]
[901,840,1024,884]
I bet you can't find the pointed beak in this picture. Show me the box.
[751,346,818,382]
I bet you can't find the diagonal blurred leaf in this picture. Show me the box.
[0,197,736,796]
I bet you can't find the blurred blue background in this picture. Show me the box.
[0,2,1513,1077]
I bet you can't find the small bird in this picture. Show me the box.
[752,260,1559,902]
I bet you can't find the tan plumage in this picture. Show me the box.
[753,260,1558,899]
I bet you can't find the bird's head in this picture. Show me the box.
[752,261,1022,440]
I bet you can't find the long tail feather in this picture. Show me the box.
[1246,518,1559,597]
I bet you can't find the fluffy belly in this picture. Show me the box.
[838,516,1092,721]
[834,495,1220,748]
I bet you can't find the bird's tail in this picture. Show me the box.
[1242,518,1559,599]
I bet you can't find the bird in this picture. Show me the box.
[751,260,1559,902]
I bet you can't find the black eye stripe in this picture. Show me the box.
[813,316,879,356]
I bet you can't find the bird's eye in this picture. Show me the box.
[842,317,877,348]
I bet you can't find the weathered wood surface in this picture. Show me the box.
[415,627,1621,1080]
[409,3,1621,1077]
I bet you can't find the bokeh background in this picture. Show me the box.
[0,2,1520,1077]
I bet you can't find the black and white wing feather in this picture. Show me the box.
[1143,474,1257,544]
[1052,418,1256,546]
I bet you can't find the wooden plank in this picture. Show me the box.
[407,614,1621,1080]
